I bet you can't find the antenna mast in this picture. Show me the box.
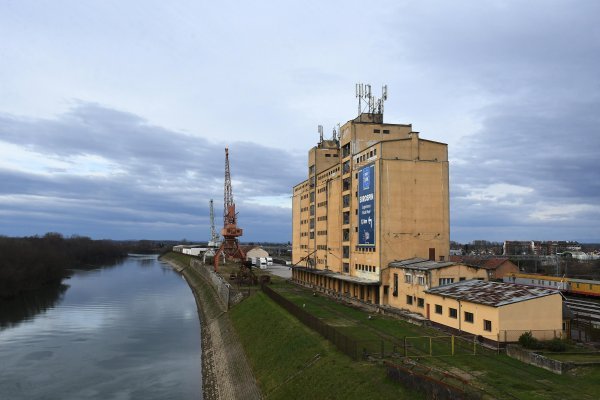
[355,83,388,116]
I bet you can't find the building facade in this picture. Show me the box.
[292,111,450,305]
[426,280,564,342]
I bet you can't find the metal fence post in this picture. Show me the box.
[404,337,407,357]
[451,335,455,356]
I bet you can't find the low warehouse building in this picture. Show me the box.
[425,280,563,343]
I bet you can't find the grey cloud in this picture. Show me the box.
[0,103,304,240]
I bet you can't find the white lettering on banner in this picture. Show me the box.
[359,193,373,203]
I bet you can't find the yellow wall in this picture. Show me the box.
[386,265,488,313]
[426,292,563,342]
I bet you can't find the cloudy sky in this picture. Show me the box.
[1,0,598,243]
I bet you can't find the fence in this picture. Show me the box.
[190,259,243,309]
[261,283,360,360]
[571,316,600,342]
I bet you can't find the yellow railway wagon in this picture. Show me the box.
[504,273,568,291]
[567,278,600,297]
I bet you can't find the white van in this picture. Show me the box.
[266,257,273,266]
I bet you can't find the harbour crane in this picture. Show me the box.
[213,147,245,271]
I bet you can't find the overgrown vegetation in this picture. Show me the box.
[519,331,567,352]
[0,233,127,298]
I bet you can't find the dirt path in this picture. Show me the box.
[162,256,262,400]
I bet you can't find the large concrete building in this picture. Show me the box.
[292,110,450,305]
[291,102,565,342]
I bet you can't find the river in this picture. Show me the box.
[0,255,202,399]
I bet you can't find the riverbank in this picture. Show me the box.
[160,253,261,400]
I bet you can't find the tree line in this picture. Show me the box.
[0,233,127,298]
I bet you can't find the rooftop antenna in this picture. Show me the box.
[355,83,388,116]
[318,125,323,142]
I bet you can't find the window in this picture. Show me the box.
[483,320,492,332]
[373,129,380,133]
[383,129,390,134]
[343,211,350,225]
[309,232,314,239]
[417,298,424,308]
[342,246,349,258]
[435,304,442,314]
[464,311,474,323]
[406,295,413,305]
[459,277,466,281]
[343,194,350,208]
[439,278,454,286]
[343,263,349,273]
[342,160,350,174]
[404,274,412,283]
[417,276,426,285]
[393,274,398,296]
[449,308,458,319]
[343,177,351,191]
[343,229,350,241]
[342,143,350,158]
[309,191,314,202]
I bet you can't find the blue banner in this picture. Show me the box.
[358,164,375,247]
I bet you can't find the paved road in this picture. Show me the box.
[265,263,292,279]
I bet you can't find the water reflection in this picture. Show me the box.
[0,256,202,400]
[0,283,69,330]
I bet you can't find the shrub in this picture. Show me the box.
[519,331,540,349]
[546,338,566,352]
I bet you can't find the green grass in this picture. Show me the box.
[229,291,424,399]
[544,352,600,363]
[268,281,600,399]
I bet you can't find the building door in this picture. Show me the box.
[429,248,436,261]
[426,303,430,319]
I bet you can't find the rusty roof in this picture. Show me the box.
[449,256,512,270]
[389,257,457,270]
[425,280,560,307]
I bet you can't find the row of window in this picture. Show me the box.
[355,246,376,252]
[437,306,492,331]
[317,230,327,236]
[316,245,328,250]
[406,295,425,308]
[373,129,390,134]
[317,201,327,207]
[317,216,328,221]
[317,187,327,193]
[355,264,377,273]
[323,153,339,158]
[355,149,377,164]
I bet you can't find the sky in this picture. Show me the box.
[1,0,599,243]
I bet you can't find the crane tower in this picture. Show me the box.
[213,147,245,270]
[208,199,220,247]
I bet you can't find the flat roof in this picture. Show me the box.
[292,266,380,286]
[389,257,456,271]
[425,280,560,307]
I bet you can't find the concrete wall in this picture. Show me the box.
[506,345,569,374]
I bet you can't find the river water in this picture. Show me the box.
[0,255,202,399]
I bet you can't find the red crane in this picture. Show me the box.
[213,147,245,271]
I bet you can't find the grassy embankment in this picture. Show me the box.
[229,290,424,399]
[169,253,600,399]
[260,280,600,400]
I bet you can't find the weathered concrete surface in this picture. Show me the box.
[162,255,262,400]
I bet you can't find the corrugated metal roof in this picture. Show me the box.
[425,280,560,307]
[388,257,456,270]
[291,266,380,285]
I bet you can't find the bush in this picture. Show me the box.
[519,331,541,349]
[546,338,566,352]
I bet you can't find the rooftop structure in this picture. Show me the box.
[425,280,559,307]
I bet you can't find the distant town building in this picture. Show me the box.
[503,240,580,256]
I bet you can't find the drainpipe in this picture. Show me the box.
[458,299,462,333]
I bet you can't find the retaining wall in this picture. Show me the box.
[506,345,569,374]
